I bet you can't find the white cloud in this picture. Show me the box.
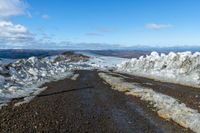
[0,0,28,18]
[0,0,33,48]
[0,20,33,43]
[146,23,173,30]
[41,14,50,20]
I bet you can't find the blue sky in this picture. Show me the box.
[0,0,200,49]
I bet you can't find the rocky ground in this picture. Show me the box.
[0,70,194,133]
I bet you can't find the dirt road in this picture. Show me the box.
[0,70,192,133]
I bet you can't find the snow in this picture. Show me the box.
[117,51,200,88]
[78,51,128,70]
[0,75,5,86]
[71,74,79,80]
[0,58,16,65]
[86,56,125,70]
[0,55,75,106]
[14,87,47,106]
[99,72,200,133]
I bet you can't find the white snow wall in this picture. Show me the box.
[117,51,200,88]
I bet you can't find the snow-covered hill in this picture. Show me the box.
[117,51,200,87]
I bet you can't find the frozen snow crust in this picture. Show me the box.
[117,51,200,88]
[99,72,200,133]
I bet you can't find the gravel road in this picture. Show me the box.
[0,70,192,133]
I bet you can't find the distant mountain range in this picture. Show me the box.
[0,46,200,59]
[118,45,200,52]
[0,49,65,59]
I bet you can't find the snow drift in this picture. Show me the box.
[0,55,82,107]
[117,51,200,88]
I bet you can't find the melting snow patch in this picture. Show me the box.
[99,72,200,133]
[14,87,47,106]
[71,74,79,80]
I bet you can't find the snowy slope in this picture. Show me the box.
[77,51,128,70]
[117,51,200,88]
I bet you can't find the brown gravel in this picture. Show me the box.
[0,70,192,133]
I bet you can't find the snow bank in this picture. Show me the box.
[0,55,79,106]
[99,72,200,133]
[117,51,200,87]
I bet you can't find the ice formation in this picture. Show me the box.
[99,72,200,133]
[117,51,200,87]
